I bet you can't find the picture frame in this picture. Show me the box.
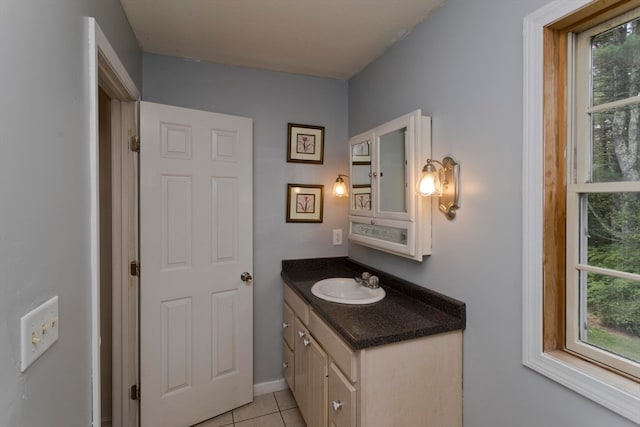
[351,141,371,164]
[287,123,324,164]
[286,184,324,223]
[352,186,371,210]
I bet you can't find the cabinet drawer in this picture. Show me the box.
[309,310,358,382]
[328,363,356,427]
[284,284,309,324]
[283,341,294,392]
[283,302,295,349]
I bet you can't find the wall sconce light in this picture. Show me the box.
[417,157,460,220]
[333,174,349,198]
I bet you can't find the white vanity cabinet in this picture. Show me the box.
[348,110,432,261]
[283,283,462,427]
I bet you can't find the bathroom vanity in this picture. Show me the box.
[281,257,465,427]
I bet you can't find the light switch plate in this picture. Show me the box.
[20,296,59,372]
[333,229,343,245]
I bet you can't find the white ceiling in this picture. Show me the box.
[120,0,446,80]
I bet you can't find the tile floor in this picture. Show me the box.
[193,389,306,427]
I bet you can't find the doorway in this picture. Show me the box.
[90,19,254,427]
[89,17,141,427]
[99,87,114,427]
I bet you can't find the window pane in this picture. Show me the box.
[591,106,640,182]
[591,16,640,106]
[584,192,640,273]
[582,272,640,364]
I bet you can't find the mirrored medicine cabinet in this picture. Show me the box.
[348,110,432,261]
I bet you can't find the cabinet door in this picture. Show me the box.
[283,341,294,392]
[374,113,415,222]
[294,317,328,427]
[283,302,294,350]
[328,363,356,427]
[294,317,308,415]
[306,337,328,427]
[349,132,374,218]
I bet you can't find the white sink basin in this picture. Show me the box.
[311,278,385,305]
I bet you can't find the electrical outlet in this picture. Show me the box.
[20,296,59,372]
[333,229,343,245]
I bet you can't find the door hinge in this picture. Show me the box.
[130,261,140,277]
[129,135,140,152]
[130,384,140,401]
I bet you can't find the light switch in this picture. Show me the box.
[20,296,59,372]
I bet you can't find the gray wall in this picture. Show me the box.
[89,0,142,87]
[349,0,637,426]
[142,54,349,384]
[0,1,140,426]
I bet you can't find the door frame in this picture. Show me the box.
[87,17,140,427]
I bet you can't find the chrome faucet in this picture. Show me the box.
[354,272,380,289]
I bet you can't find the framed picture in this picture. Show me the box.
[287,123,324,164]
[286,184,324,223]
[352,186,371,210]
[351,141,371,164]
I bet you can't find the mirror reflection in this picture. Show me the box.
[351,140,372,211]
[379,128,407,213]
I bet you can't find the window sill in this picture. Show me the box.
[524,348,640,423]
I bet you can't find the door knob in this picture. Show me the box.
[240,272,253,282]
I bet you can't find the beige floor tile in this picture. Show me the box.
[192,411,233,427]
[232,393,280,422]
[274,388,297,411]
[281,407,306,427]
[235,412,285,427]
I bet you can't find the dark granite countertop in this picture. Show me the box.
[281,257,466,350]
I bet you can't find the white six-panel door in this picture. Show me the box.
[140,101,253,427]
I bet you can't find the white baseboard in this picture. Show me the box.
[253,378,288,396]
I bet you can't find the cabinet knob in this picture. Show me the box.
[331,400,344,412]
[282,322,289,329]
[297,331,306,338]
[303,338,311,347]
[282,362,289,369]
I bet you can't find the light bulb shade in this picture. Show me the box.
[417,163,441,196]
[334,176,348,197]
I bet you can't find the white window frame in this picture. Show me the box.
[523,1,640,423]
[566,8,640,380]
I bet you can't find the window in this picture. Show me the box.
[567,8,640,380]
[523,0,640,423]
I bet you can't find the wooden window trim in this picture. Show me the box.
[542,26,567,353]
